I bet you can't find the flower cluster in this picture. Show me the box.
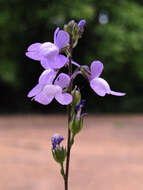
[26,20,125,106]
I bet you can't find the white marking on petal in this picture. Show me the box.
[39,42,59,58]
[43,84,62,96]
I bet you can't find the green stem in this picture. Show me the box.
[60,163,65,179]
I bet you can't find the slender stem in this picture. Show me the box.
[64,45,73,190]
[60,163,65,179]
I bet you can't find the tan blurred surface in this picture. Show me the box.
[0,114,143,190]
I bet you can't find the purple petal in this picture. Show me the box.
[25,51,42,61]
[39,69,57,85]
[90,77,110,96]
[27,43,42,51]
[34,91,54,105]
[54,30,70,49]
[90,61,103,79]
[54,73,70,89]
[55,93,72,105]
[78,19,86,28]
[47,54,68,69]
[110,90,126,96]
[27,84,43,98]
[54,28,60,44]
[40,58,51,69]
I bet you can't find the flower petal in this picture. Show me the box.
[47,54,68,69]
[40,58,51,69]
[27,84,43,98]
[25,51,42,61]
[39,69,57,85]
[54,27,60,44]
[54,30,70,49]
[34,91,54,105]
[90,61,103,79]
[55,93,72,105]
[90,77,110,96]
[110,90,126,96]
[54,73,70,88]
[26,43,42,61]
[27,43,42,51]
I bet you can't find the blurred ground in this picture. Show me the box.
[0,114,143,190]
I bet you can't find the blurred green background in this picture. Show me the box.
[0,0,143,113]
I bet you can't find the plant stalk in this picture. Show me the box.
[64,45,73,190]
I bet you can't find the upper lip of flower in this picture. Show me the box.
[25,28,70,70]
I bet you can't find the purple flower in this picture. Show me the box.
[28,69,72,105]
[26,28,70,69]
[89,61,126,96]
[51,133,64,149]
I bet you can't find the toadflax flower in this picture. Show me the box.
[26,28,70,69]
[51,133,64,150]
[88,61,126,96]
[28,69,72,105]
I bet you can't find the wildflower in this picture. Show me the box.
[88,61,126,96]
[51,133,64,150]
[28,70,72,105]
[26,28,70,69]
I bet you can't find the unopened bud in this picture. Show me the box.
[78,19,86,37]
[64,20,77,36]
[71,89,81,106]
[52,146,67,164]
[69,116,83,137]
[51,134,66,164]
[69,100,86,137]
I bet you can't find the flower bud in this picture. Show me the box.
[51,134,66,164]
[69,115,83,137]
[64,20,77,36]
[51,133,64,150]
[78,19,86,37]
[64,20,82,48]
[69,100,86,137]
[52,146,67,164]
[71,89,81,108]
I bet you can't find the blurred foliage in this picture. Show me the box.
[0,0,143,113]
